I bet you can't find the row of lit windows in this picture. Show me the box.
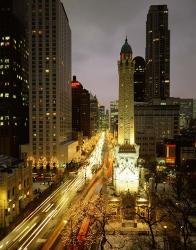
[1,36,10,41]
[0,64,9,69]
[0,58,9,63]
[0,41,10,47]
[1,37,23,44]
[0,93,16,98]
[0,121,18,126]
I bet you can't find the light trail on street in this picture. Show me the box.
[45,135,113,250]
[0,133,105,250]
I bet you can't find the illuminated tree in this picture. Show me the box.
[50,156,59,168]
[38,156,47,168]
[27,156,35,166]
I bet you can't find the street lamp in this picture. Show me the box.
[163,225,168,250]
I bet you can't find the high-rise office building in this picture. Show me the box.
[161,97,193,130]
[0,0,29,157]
[133,56,145,102]
[90,94,98,136]
[110,100,118,136]
[24,0,72,167]
[98,105,106,131]
[135,100,179,157]
[145,5,170,100]
[71,76,90,138]
[193,99,196,120]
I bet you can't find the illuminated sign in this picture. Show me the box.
[166,144,176,165]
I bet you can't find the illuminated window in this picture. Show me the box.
[45,69,49,73]
[13,95,16,98]
[0,122,3,126]
[5,93,9,98]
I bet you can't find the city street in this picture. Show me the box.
[46,135,113,250]
[0,133,105,250]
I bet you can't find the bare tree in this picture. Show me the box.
[86,195,113,250]
[157,173,196,250]
[160,192,195,249]
[136,203,167,249]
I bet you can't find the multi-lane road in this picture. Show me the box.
[48,136,113,250]
[0,133,105,250]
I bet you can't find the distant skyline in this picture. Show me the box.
[62,0,196,108]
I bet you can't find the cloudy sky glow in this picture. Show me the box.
[62,0,196,108]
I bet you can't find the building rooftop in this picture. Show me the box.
[71,75,83,89]
[120,37,132,55]
[0,155,21,173]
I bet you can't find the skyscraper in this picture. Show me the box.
[71,76,90,138]
[133,56,145,102]
[25,0,72,167]
[145,5,170,100]
[0,0,29,157]
[110,100,118,136]
[90,94,98,136]
[98,105,105,131]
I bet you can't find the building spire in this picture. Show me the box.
[125,35,128,43]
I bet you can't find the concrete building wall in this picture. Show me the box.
[23,0,71,167]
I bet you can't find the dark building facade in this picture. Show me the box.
[165,131,196,170]
[135,100,180,158]
[0,0,29,157]
[145,5,170,101]
[133,56,145,102]
[110,100,118,137]
[71,76,90,138]
[90,94,98,136]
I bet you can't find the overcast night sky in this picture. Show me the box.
[62,0,196,108]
